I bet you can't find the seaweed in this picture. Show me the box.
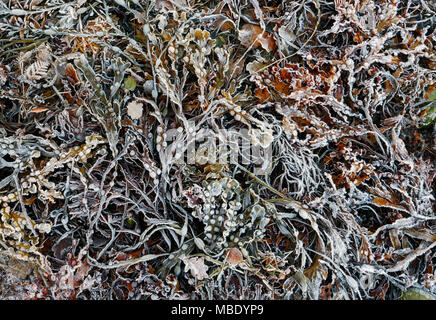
[0,0,434,300]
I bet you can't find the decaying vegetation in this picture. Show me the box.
[0,0,435,300]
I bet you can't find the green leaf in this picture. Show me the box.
[420,87,436,127]
[429,87,436,101]
[124,76,137,91]
[215,35,226,47]
[399,288,436,300]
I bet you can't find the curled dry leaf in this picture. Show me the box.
[64,63,80,85]
[239,24,276,52]
[182,256,209,280]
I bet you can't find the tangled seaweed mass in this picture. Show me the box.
[0,0,435,300]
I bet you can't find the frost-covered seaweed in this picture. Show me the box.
[0,0,435,300]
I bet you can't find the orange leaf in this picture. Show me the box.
[373,197,407,211]
[254,87,271,102]
[30,107,49,113]
[23,196,37,205]
[65,63,80,84]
